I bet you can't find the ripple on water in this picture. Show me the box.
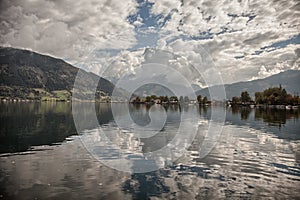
[166,124,300,199]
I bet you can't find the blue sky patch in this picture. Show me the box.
[252,34,300,55]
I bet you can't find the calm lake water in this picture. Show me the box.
[0,102,299,199]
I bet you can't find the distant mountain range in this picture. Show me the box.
[196,70,300,100]
[0,47,117,100]
[0,47,299,101]
[133,70,300,100]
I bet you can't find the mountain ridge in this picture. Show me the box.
[196,70,300,100]
[0,47,116,101]
[1,47,299,101]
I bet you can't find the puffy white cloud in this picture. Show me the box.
[250,47,300,80]
[0,0,299,85]
[150,0,299,36]
[147,0,300,84]
[0,0,138,63]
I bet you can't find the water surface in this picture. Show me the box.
[0,102,299,199]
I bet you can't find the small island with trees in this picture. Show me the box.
[229,85,299,110]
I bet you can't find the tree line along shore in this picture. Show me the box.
[228,85,299,109]
[131,85,300,110]
[1,85,299,110]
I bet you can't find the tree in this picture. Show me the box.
[150,95,157,100]
[255,92,263,104]
[197,95,202,104]
[232,96,240,104]
[241,91,251,103]
[164,96,169,103]
[294,96,300,105]
[285,94,293,105]
[159,96,165,102]
[279,89,287,104]
[203,96,208,105]
[179,96,184,104]
[184,96,189,104]
[169,96,178,102]
[135,96,140,103]
[281,89,287,97]
[145,96,151,102]
[267,94,275,105]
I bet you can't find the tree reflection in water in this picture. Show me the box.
[255,108,300,128]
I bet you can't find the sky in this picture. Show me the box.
[0,0,299,86]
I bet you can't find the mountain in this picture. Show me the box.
[132,83,175,97]
[1,47,298,101]
[196,70,300,100]
[0,47,117,101]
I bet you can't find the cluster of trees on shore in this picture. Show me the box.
[231,85,300,105]
[255,86,300,105]
[231,91,254,105]
[131,94,209,105]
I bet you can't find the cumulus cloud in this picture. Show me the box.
[0,0,299,85]
[150,0,299,36]
[0,0,138,63]
[251,54,300,80]
[148,0,300,84]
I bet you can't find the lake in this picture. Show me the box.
[0,102,299,199]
